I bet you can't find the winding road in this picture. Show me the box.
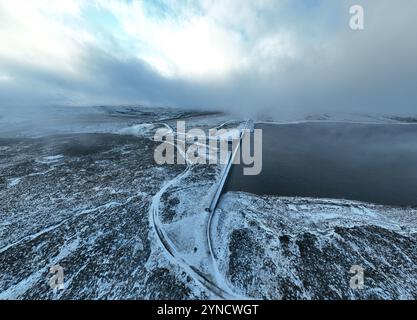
[148,122,246,299]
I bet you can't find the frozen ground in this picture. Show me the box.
[214,194,417,299]
[0,106,416,299]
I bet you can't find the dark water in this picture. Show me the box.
[225,123,417,206]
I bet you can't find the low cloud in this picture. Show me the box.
[0,0,416,118]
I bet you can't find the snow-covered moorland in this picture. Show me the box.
[0,106,416,299]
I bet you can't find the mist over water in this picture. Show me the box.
[226,123,417,206]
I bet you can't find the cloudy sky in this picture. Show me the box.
[0,0,416,117]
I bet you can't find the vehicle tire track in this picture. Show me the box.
[148,123,241,299]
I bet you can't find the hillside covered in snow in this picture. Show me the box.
[0,106,416,300]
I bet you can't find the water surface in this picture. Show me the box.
[225,122,417,206]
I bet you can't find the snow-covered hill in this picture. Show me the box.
[1,106,416,299]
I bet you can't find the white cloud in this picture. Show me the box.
[0,0,94,78]
[0,0,299,81]
[0,73,12,81]
[145,16,245,78]
[1,0,417,116]
[96,0,296,79]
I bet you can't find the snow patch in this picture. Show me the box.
[118,124,155,137]
[7,177,21,187]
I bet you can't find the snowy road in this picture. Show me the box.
[148,122,244,299]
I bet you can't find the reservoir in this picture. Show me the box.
[225,122,417,207]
